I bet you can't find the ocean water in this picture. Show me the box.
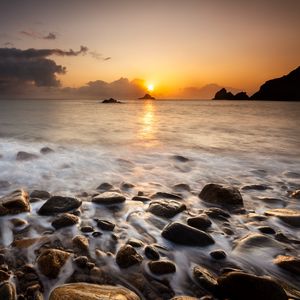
[0,99,300,298]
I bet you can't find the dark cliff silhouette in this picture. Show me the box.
[138,93,155,100]
[251,66,300,100]
[213,88,249,100]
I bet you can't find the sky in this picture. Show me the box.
[0,0,299,99]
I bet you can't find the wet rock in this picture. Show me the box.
[0,270,10,281]
[96,182,113,191]
[187,215,212,230]
[0,189,30,215]
[11,237,48,249]
[148,260,176,275]
[205,208,230,220]
[37,249,71,279]
[40,147,54,154]
[145,245,160,260]
[126,238,144,248]
[265,208,300,227]
[52,213,79,229]
[0,180,10,189]
[132,196,151,202]
[162,222,214,246]
[92,192,126,205]
[80,226,94,233]
[291,190,300,199]
[30,190,50,199]
[121,182,135,190]
[38,196,82,215]
[171,297,199,300]
[95,219,115,231]
[273,255,300,275]
[73,235,89,252]
[116,245,142,268]
[49,283,140,300]
[92,231,102,238]
[210,250,226,260]
[257,197,285,206]
[73,256,89,268]
[217,271,288,300]
[257,226,276,234]
[242,184,271,191]
[10,217,27,227]
[193,265,218,293]
[16,151,38,161]
[0,282,17,300]
[151,192,183,200]
[172,155,189,162]
[172,183,191,192]
[147,200,186,218]
[199,184,243,207]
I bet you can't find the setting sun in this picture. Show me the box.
[147,84,154,92]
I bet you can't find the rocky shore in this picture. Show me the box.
[0,180,300,299]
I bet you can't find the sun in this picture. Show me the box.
[147,84,154,92]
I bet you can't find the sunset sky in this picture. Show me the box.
[0,0,300,99]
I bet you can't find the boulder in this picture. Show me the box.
[95,219,115,231]
[148,260,176,275]
[37,249,71,279]
[147,200,186,218]
[273,255,300,275]
[172,183,191,192]
[217,271,288,300]
[193,265,218,293]
[30,190,50,199]
[264,208,300,227]
[162,222,214,246]
[144,245,160,260]
[242,184,271,191]
[210,249,226,260]
[72,235,89,252]
[116,245,142,268]
[0,189,30,215]
[16,151,38,161]
[151,192,183,200]
[291,190,300,199]
[92,192,126,205]
[38,196,82,215]
[40,147,54,154]
[0,282,17,300]
[96,182,113,191]
[49,283,140,300]
[199,184,243,207]
[52,213,79,229]
[187,215,212,230]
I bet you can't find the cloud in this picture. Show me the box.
[89,51,112,61]
[20,30,57,40]
[43,32,57,40]
[0,46,87,96]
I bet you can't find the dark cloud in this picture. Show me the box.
[3,42,14,47]
[89,51,112,61]
[20,30,57,40]
[43,32,56,40]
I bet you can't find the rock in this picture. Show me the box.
[193,265,218,293]
[121,182,135,190]
[210,250,226,260]
[162,222,214,246]
[257,226,276,234]
[171,297,199,300]
[16,151,38,161]
[40,147,54,154]
[251,66,300,101]
[172,183,191,192]
[0,282,17,300]
[132,196,151,202]
[145,245,160,260]
[147,200,186,218]
[96,182,113,191]
[205,208,230,220]
[37,249,71,279]
[10,217,27,227]
[80,226,94,233]
[30,190,50,199]
[0,189,30,215]
[116,245,142,268]
[126,238,144,248]
[38,196,82,215]
[72,235,89,252]
[199,184,243,207]
[213,88,249,100]
[291,190,300,199]
[273,255,300,275]
[138,93,155,100]
[52,213,79,229]
[102,98,122,103]
[95,219,115,231]
[49,283,140,300]
[242,184,271,191]
[92,192,126,205]
[73,256,89,268]
[0,180,10,189]
[151,192,183,200]
[0,270,10,281]
[148,260,176,275]
[265,208,300,227]
[218,271,288,300]
[11,237,48,249]
[187,215,212,230]
[172,155,190,162]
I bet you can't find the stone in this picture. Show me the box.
[121,182,135,189]
[40,147,54,154]
[38,196,82,215]
[52,213,79,229]
[257,226,276,234]
[193,265,218,293]
[273,255,300,275]
[199,184,243,207]
[116,245,142,268]
[205,208,230,220]
[96,182,113,191]
[0,282,17,300]
[151,192,183,200]
[95,219,115,231]
[30,190,50,199]
[126,238,144,248]
[92,192,126,205]
[217,271,288,300]
[16,151,38,161]
[187,215,212,230]
[10,218,27,227]
[210,250,226,260]
[80,226,94,233]
[49,283,140,300]
[0,189,30,215]
[0,270,10,281]
[148,260,176,275]
[132,196,151,202]
[73,256,89,268]
[172,183,191,192]
[144,245,160,260]
[37,249,71,279]
[265,208,300,227]
[72,235,89,252]
[162,222,214,246]
[147,200,186,218]
[291,190,300,199]
[242,184,271,191]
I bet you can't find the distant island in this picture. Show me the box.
[138,93,156,100]
[213,66,300,101]
[101,98,122,103]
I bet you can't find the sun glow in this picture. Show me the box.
[147,83,154,92]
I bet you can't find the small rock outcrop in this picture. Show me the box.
[138,93,155,100]
[16,151,39,161]
[102,98,122,103]
[0,190,30,215]
[213,88,249,100]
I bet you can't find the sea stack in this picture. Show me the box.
[138,93,155,100]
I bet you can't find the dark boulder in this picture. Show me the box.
[30,190,51,199]
[144,245,160,260]
[52,213,79,229]
[40,147,54,154]
[147,200,186,218]
[16,151,39,161]
[95,219,115,231]
[92,192,126,205]
[116,245,142,268]
[187,215,212,230]
[148,260,176,275]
